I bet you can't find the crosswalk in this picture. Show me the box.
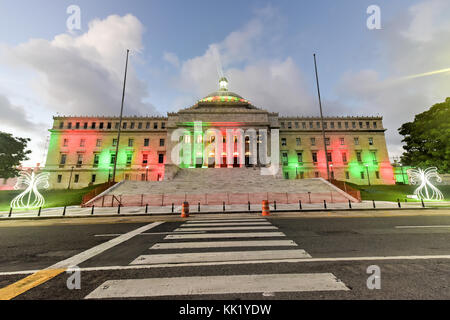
[85,217,349,299]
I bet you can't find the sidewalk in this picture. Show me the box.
[1,201,449,220]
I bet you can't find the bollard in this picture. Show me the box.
[198,202,201,212]
[299,200,302,210]
[8,207,12,218]
[118,204,121,214]
[181,202,189,218]
[348,200,352,209]
[62,206,66,216]
[145,204,148,214]
[91,205,95,215]
[262,200,270,216]
[38,207,41,217]
[274,201,277,211]
[421,199,425,208]
[223,201,226,212]
[323,200,327,209]
[248,201,251,211]
[308,192,312,204]
[171,203,174,213]
[397,199,401,208]
[372,200,376,209]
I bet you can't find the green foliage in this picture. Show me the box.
[0,131,32,179]
[398,98,450,173]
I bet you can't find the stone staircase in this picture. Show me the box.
[107,168,350,197]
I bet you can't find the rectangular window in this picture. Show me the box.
[141,173,146,181]
[340,138,345,145]
[368,137,374,145]
[138,122,142,129]
[287,122,292,129]
[356,151,362,162]
[360,172,365,179]
[158,153,164,164]
[316,122,321,128]
[96,139,102,147]
[297,152,303,163]
[76,154,83,167]
[63,139,69,147]
[373,121,377,128]
[338,122,341,129]
[142,154,148,165]
[112,139,117,147]
[68,122,72,129]
[75,122,80,129]
[366,121,370,128]
[161,122,166,129]
[91,122,96,129]
[93,154,99,167]
[309,122,313,129]
[281,138,287,146]
[284,172,289,179]
[144,138,150,147]
[375,171,380,179]
[126,153,132,167]
[312,152,318,163]
[345,171,350,179]
[128,139,134,147]
[354,137,359,145]
[107,122,112,129]
[342,152,347,163]
[325,138,330,146]
[359,122,363,129]
[352,122,356,129]
[282,152,288,165]
[154,123,158,129]
[310,138,316,146]
[110,154,116,165]
[60,154,67,165]
[280,122,285,128]
[371,151,378,164]
[296,138,301,146]
[57,175,62,183]
[295,122,299,128]
[91,174,96,183]
[327,152,332,162]
[74,174,79,183]
[130,122,135,129]
[80,139,86,147]
[160,139,165,147]
[146,122,150,129]
[330,122,335,129]
[123,122,127,129]
[345,122,349,129]
[83,123,88,129]
[115,123,119,129]
[302,122,306,129]
[323,122,327,129]
[99,122,104,129]
[59,122,64,129]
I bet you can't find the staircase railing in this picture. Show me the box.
[329,179,361,202]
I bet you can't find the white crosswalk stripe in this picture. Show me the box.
[84,217,349,299]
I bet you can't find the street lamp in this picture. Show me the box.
[146,166,149,181]
[365,164,371,186]
[67,166,74,190]
[108,167,112,183]
[330,164,334,180]
[400,163,406,184]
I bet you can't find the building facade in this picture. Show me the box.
[43,78,395,189]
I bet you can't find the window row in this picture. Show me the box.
[284,170,381,180]
[281,137,375,146]
[59,153,165,167]
[59,121,166,130]
[280,150,378,164]
[280,121,379,130]
[62,138,165,148]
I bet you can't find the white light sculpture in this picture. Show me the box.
[10,171,50,209]
[407,167,444,201]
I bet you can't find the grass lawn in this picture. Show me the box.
[0,185,99,212]
[347,183,450,202]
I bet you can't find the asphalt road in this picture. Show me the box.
[0,211,449,300]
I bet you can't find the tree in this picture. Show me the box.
[0,131,31,179]
[399,98,450,173]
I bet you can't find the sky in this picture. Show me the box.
[1,0,449,167]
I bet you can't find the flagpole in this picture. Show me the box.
[313,53,331,181]
[112,49,130,183]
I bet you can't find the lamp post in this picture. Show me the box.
[108,167,112,182]
[330,164,334,180]
[67,166,74,190]
[146,166,149,181]
[400,163,406,184]
[365,164,371,186]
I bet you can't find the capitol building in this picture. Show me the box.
[43,78,395,189]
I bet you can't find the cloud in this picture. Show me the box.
[173,7,315,113]
[2,14,157,117]
[0,94,41,133]
[163,52,180,68]
[334,0,450,157]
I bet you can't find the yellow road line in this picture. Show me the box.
[0,268,65,300]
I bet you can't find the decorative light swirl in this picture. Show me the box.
[407,167,444,201]
[10,171,50,209]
